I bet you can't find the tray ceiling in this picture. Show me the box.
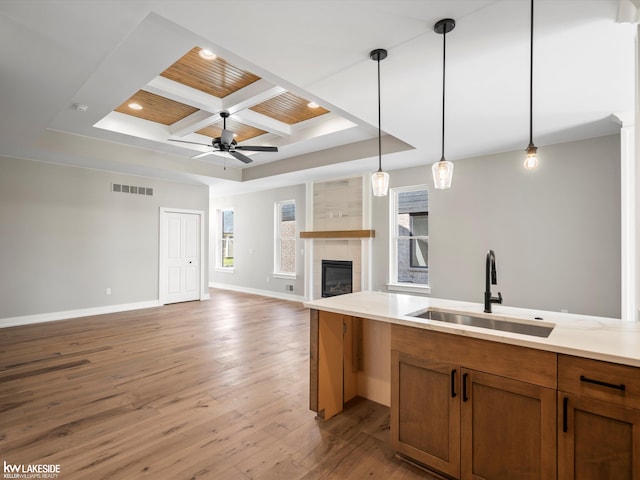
[0,1,633,195]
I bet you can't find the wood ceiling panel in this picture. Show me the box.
[160,47,261,98]
[115,90,199,125]
[197,119,267,143]
[250,92,329,124]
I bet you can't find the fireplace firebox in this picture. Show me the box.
[321,260,353,297]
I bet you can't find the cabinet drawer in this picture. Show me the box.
[558,354,640,409]
[391,325,557,389]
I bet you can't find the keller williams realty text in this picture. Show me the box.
[3,461,60,479]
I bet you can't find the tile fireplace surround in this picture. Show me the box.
[304,176,372,300]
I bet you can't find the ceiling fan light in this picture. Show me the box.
[371,170,390,196]
[524,144,538,170]
[432,160,454,189]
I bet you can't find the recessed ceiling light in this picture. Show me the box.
[128,103,143,111]
[307,102,319,109]
[199,48,217,60]
[73,103,88,112]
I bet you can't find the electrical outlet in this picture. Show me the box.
[106,288,112,295]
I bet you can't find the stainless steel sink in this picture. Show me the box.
[409,309,554,338]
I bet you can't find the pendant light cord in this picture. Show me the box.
[529,0,534,146]
[441,27,447,162]
[377,55,382,172]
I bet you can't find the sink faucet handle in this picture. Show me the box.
[497,291,503,303]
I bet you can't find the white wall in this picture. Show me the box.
[371,134,621,318]
[211,135,620,318]
[0,156,209,320]
[210,184,306,297]
[636,22,640,322]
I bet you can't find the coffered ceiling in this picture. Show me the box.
[0,1,635,196]
[108,46,333,163]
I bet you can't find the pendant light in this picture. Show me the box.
[524,0,538,170]
[432,19,455,190]
[370,48,389,197]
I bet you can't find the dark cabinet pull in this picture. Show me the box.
[462,372,469,402]
[451,369,457,398]
[580,375,626,392]
[562,396,568,433]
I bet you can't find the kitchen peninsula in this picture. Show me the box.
[304,291,640,480]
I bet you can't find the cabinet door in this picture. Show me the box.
[310,311,359,421]
[460,369,556,480]
[391,350,461,478]
[558,392,640,480]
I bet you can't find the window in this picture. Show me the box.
[275,200,296,275]
[409,213,428,268]
[218,209,234,269]
[389,186,429,292]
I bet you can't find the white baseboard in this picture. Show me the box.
[209,282,306,303]
[0,300,162,329]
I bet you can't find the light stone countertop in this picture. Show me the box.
[303,291,640,368]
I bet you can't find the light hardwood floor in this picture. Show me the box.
[0,289,435,480]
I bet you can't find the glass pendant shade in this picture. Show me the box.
[371,170,390,196]
[432,160,454,189]
[524,144,538,170]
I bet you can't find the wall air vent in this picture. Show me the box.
[111,183,154,196]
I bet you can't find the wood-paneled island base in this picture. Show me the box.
[305,292,640,480]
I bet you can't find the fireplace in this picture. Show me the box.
[321,260,353,297]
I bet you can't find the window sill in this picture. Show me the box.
[215,267,235,274]
[273,272,296,279]
[386,283,431,295]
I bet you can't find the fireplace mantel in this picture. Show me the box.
[300,230,375,239]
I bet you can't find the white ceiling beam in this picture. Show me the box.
[222,79,286,115]
[234,109,292,137]
[144,76,223,112]
[95,111,172,142]
[170,110,220,137]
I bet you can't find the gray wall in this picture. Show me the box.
[210,184,306,297]
[372,134,621,318]
[0,156,209,319]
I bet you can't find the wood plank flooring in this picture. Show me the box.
[0,289,435,480]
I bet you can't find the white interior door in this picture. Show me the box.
[163,211,200,304]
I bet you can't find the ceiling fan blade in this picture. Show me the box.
[168,139,212,147]
[235,145,278,152]
[221,129,235,146]
[229,150,253,164]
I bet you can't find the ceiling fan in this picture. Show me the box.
[168,111,278,164]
